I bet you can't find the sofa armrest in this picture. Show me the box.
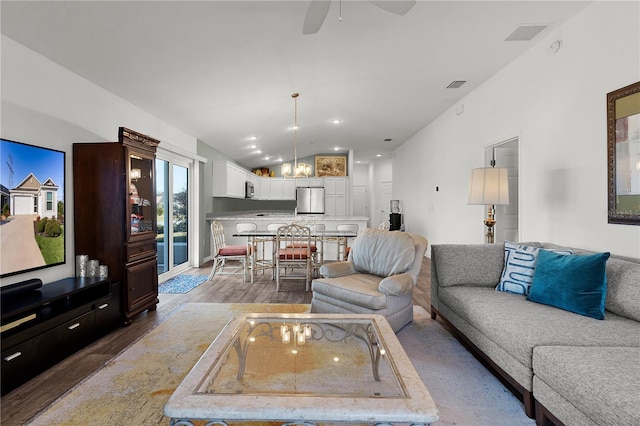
[319,261,358,278]
[378,273,415,296]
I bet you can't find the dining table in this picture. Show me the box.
[233,229,358,283]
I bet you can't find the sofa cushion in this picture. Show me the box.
[603,256,640,322]
[438,286,640,369]
[496,241,571,295]
[351,228,415,277]
[432,244,506,288]
[528,250,610,320]
[311,273,386,310]
[533,346,640,426]
[218,245,247,256]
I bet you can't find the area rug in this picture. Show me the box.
[158,274,208,294]
[29,304,534,426]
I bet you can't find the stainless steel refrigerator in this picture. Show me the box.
[296,187,325,214]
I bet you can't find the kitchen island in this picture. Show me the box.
[205,212,369,261]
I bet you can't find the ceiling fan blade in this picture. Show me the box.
[303,0,332,35]
[369,1,416,16]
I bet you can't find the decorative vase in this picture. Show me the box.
[76,255,89,277]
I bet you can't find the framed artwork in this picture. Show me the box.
[607,81,640,225]
[315,156,347,177]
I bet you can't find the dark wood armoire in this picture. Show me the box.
[73,127,160,324]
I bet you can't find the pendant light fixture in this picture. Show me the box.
[281,92,310,178]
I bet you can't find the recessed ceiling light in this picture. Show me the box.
[264,156,270,160]
[252,150,262,155]
[248,136,257,141]
[356,160,361,164]
[334,147,340,151]
[376,154,382,158]
[331,119,342,124]
[290,125,299,130]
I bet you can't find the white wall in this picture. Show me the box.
[1,36,198,286]
[351,163,369,186]
[369,157,393,227]
[394,1,640,258]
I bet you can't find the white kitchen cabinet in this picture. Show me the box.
[258,178,295,200]
[295,178,324,187]
[212,161,247,198]
[324,177,348,216]
[270,178,283,199]
[282,179,295,199]
[258,178,269,199]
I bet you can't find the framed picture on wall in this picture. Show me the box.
[315,156,347,177]
[607,81,640,225]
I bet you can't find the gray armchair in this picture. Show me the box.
[310,228,428,332]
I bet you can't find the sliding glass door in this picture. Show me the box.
[156,154,192,279]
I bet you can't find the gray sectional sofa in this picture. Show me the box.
[430,242,640,426]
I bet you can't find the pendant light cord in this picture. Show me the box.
[292,92,299,175]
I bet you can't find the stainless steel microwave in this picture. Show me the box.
[245,181,254,198]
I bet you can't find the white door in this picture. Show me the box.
[379,182,392,228]
[352,186,368,217]
[487,139,519,243]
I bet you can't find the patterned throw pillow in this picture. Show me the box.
[496,241,571,295]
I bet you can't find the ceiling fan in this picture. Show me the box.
[303,0,416,35]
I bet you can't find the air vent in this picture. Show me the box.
[447,81,466,89]
[505,25,549,41]
[384,138,393,142]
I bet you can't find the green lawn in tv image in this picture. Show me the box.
[0,138,65,277]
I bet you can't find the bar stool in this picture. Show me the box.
[264,223,287,279]
[336,224,359,260]
[235,223,259,282]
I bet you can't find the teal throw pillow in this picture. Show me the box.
[527,250,610,320]
[496,241,571,296]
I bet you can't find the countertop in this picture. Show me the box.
[206,212,369,222]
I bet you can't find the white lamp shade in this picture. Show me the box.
[468,167,510,205]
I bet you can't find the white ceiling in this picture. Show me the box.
[1,1,589,169]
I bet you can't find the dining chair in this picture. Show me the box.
[286,222,323,277]
[274,224,312,292]
[208,221,249,281]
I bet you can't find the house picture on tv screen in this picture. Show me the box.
[1,138,65,277]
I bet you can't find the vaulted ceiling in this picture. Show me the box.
[1,1,589,168]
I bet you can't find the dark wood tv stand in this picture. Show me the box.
[1,277,121,395]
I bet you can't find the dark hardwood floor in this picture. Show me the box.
[0,258,431,425]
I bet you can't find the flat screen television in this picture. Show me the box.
[0,138,66,278]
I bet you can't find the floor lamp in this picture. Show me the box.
[468,167,510,243]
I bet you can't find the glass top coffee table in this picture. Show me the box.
[164,313,439,425]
